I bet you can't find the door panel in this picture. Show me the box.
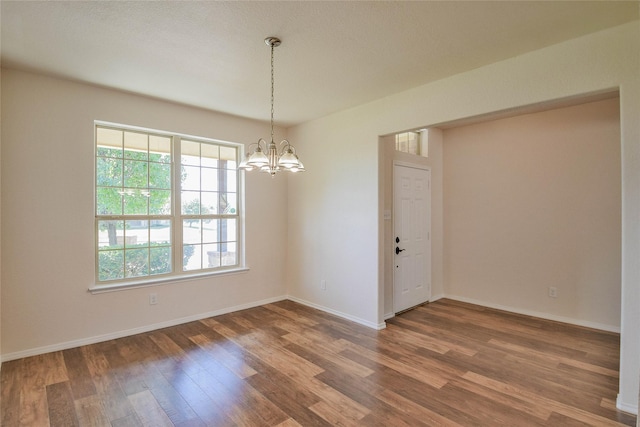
[394,164,431,313]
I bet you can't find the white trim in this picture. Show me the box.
[445,294,620,333]
[384,294,443,320]
[430,294,445,302]
[5,292,619,365]
[287,295,386,330]
[0,295,285,363]
[388,294,619,335]
[616,394,638,416]
[89,267,250,294]
[94,120,242,148]
[393,160,430,171]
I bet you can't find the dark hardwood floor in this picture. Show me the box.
[1,299,636,426]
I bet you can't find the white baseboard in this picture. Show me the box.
[444,294,620,333]
[430,293,445,302]
[617,394,639,416]
[287,295,386,330]
[1,293,621,362]
[0,295,287,363]
[383,294,445,321]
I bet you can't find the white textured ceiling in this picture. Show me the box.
[2,1,638,127]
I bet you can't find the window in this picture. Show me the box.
[95,123,242,286]
[395,131,424,156]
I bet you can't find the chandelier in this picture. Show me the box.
[239,37,305,176]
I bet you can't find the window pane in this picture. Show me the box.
[201,192,218,215]
[201,168,218,191]
[97,127,123,158]
[183,219,201,244]
[125,248,149,278]
[221,193,236,214]
[182,165,200,191]
[149,135,171,163]
[123,191,149,215]
[395,132,420,155]
[98,220,124,248]
[220,218,237,242]
[149,190,171,215]
[409,137,418,154]
[201,143,219,167]
[203,243,219,268]
[97,146,122,158]
[149,163,171,189]
[220,146,237,167]
[222,242,237,267]
[202,219,218,243]
[181,141,200,165]
[98,250,124,281]
[97,157,123,187]
[125,220,147,247]
[124,160,149,188]
[150,220,171,246]
[97,188,123,215]
[183,244,201,271]
[124,149,147,161]
[150,247,171,275]
[182,191,200,215]
[224,170,237,192]
[124,131,148,160]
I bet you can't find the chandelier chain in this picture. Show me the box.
[239,36,305,175]
[270,43,275,143]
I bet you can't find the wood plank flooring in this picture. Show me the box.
[1,299,636,426]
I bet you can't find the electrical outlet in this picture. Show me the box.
[149,293,158,305]
[548,287,557,298]
[321,280,327,291]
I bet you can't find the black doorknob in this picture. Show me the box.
[395,237,400,243]
[395,247,405,255]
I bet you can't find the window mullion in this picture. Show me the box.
[173,136,182,274]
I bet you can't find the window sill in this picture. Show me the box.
[88,267,250,294]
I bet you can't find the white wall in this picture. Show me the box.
[443,97,621,331]
[286,21,639,413]
[285,116,382,327]
[1,69,289,359]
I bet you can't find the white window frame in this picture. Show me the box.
[395,131,421,156]
[91,121,247,293]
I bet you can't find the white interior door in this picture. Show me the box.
[393,164,431,313]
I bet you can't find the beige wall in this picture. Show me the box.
[1,69,289,359]
[287,21,639,412]
[443,97,621,330]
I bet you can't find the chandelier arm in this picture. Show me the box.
[278,139,295,155]
[247,139,265,152]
